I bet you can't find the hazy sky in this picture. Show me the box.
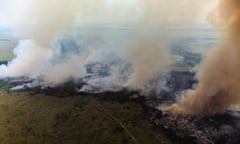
[0,0,218,26]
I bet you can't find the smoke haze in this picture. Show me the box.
[0,0,216,94]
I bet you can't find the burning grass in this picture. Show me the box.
[146,107,240,144]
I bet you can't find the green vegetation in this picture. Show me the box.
[0,51,14,61]
[0,90,171,144]
[0,81,11,91]
[0,41,16,61]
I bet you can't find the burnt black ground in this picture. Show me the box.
[146,107,240,144]
[144,71,240,144]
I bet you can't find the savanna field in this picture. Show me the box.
[0,45,171,143]
[0,89,171,144]
[2,0,237,143]
[0,25,219,144]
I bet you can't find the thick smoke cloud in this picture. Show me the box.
[0,0,215,94]
[168,0,240,114]
[0,0,84,84]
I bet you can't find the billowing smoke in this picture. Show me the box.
[0,0,79,78]
[0,0,214,94]
[168,0,240,114]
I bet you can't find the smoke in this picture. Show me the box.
[125,31,176,94]
[168,0,240,114]
[0,0,78,77]
[0,0,214,94]
[0,0,93,89]
[141,0,218,25]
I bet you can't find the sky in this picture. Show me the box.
[0,0,218,26]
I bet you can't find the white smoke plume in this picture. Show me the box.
[0,0,215,94]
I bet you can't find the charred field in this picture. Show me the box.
[2,68,240,144]
[0,26,231,144]
[0,56,230,144]
[2,63,240,144]
[0,78,172,144]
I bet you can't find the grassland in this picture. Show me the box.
[0,90,172,144]
[0,41,16,61]
[0,51,14,61]
[0,39,172,144]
